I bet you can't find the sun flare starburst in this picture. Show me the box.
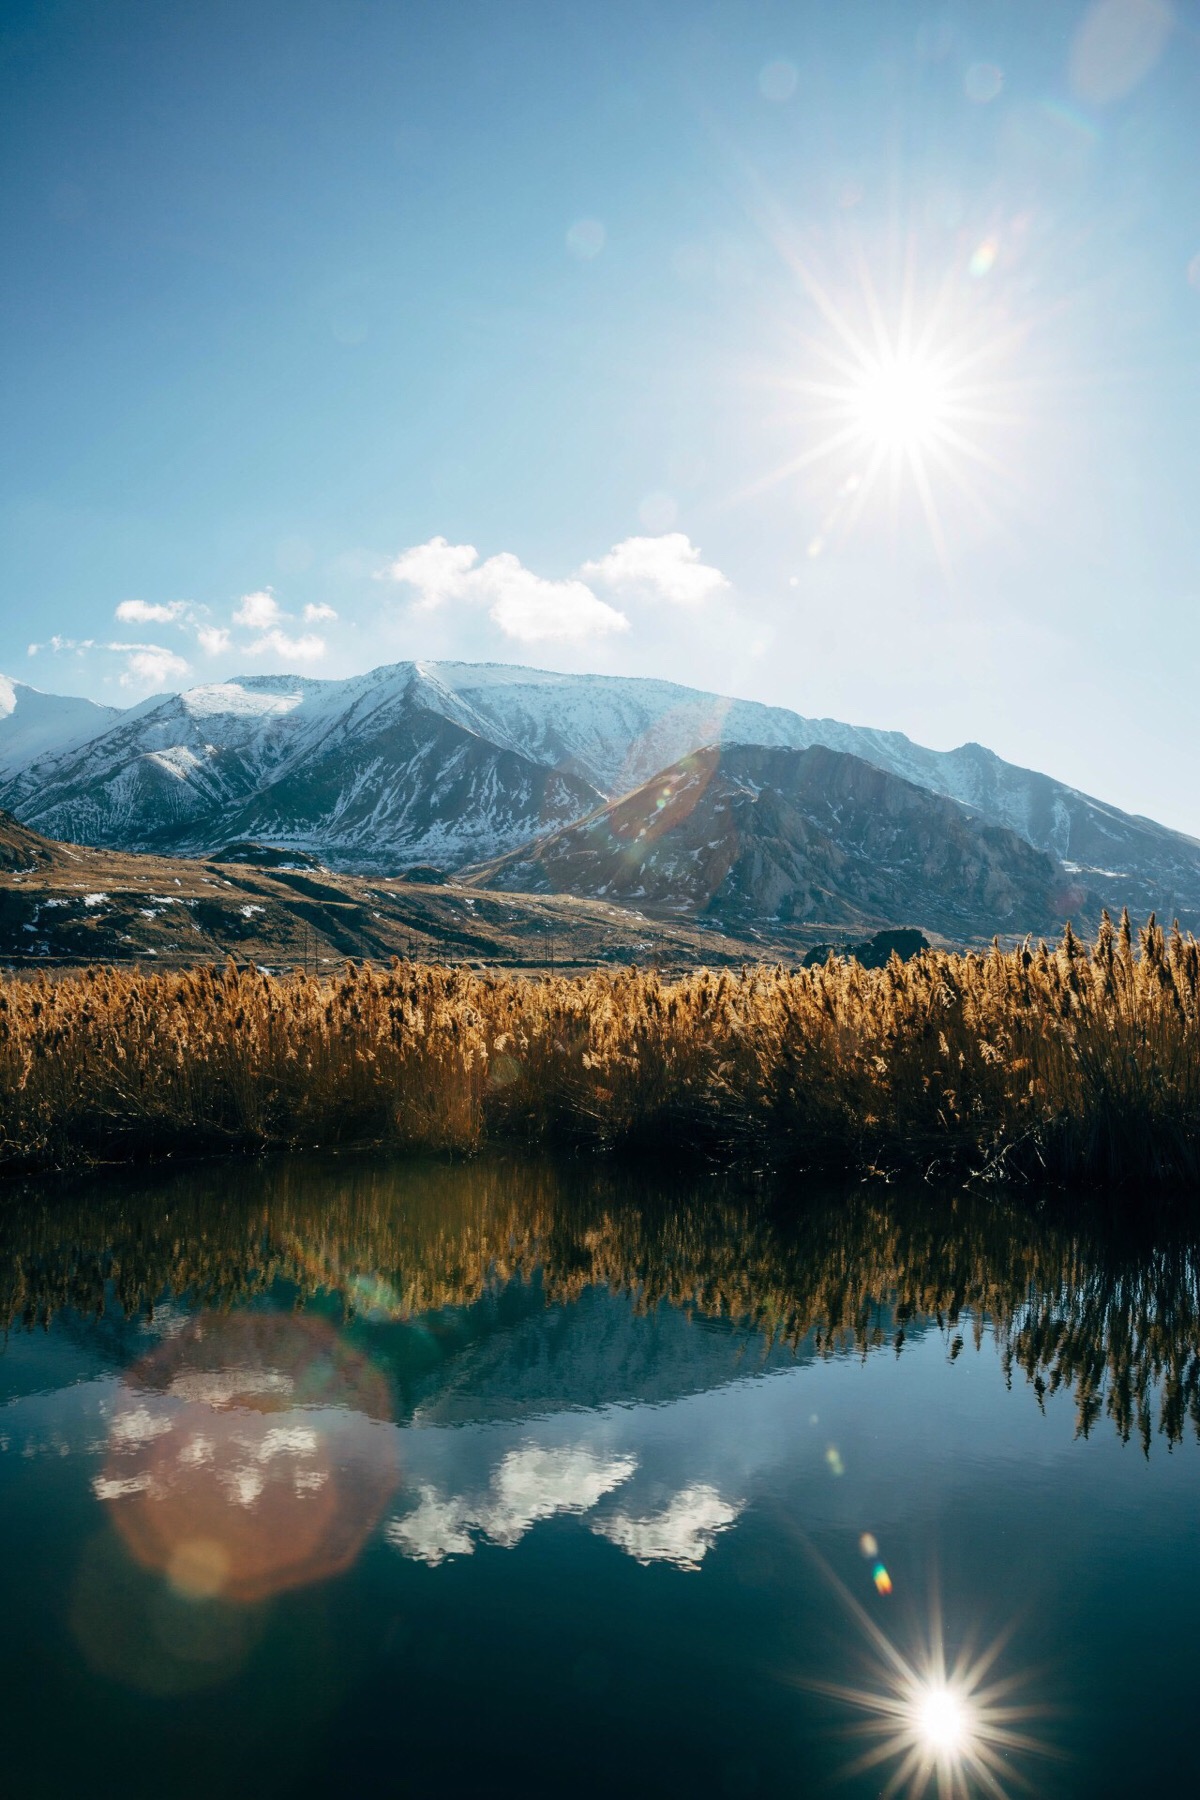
[830,1647,1045,1800]
[848,350,954,455]
[741,228,1034,569]
[780,1538,1059,1800]
[811,1604,1057,1800]
[916,1682,971,1754]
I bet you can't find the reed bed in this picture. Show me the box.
[0,910,1197,1187]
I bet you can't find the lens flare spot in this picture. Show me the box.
[759,59,798,102]
[824,1446,845,1476]
[872,1562,893,1595]
[566,218,606,260]
[96,1311,398,1604]
[969,236,999,278]
[1070,0,1172,105]
[167,1536,230,1600]
[859,1532,879,1559]
[637,490,678,531]
[964,61,1004,103]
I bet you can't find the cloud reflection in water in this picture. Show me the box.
[591,1483,743,1570]
[386,1444,637,1564]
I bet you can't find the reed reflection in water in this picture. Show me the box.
[5,1153,1199,1454]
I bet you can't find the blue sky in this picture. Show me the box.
[2,0,1198,831]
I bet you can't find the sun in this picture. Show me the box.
[849,351,953,456]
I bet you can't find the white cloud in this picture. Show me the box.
[118,646,191,689]
[33,635,95,654]
[479,554,628,644]
[382,536,629,644]
[591,1483,742,1570]
[28,634,191,691]
[385,1445,638,1566]
[115,599,188,625]
[88,586,337,669]
[384,537,478,608]
[232,589,283,630]
[582,533,730,607]
[246,629,326,663]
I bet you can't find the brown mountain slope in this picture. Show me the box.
[466,743,1087,940]
[0,809,58,872]
[0,814,783,970]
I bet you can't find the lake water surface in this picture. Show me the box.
[2,1154,1198,1797]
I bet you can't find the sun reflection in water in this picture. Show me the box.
[818,1613,1055,1799]
[782,1530,1057,1800]
[916,1682,969,1754]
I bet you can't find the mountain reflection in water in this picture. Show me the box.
[2,1154,1200,1799]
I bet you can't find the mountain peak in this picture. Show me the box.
[466,740,1073,940]
[0,676,124,778]
[180,680,314,720]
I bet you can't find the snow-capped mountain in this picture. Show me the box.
[468,742,1072,940]
[0,666,603,872]
[1,659,1197,927]
[427,665,1200,924]
[0,677,122,778]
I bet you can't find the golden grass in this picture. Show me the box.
[1,909,1197,1185]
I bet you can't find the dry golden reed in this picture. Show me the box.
[0,909,1197,1185]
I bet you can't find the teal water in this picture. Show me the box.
[2,1155,1198,1798]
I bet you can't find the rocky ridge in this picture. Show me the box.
[468,743,1078,940]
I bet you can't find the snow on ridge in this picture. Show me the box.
[181,681,310,720]
[0,675,127,778]
[146,746,206,781]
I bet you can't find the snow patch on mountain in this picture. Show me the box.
[180,681,312,720]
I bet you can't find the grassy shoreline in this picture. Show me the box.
[1,912,1198,1189]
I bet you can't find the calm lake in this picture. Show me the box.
[2,1154,1198,1798]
